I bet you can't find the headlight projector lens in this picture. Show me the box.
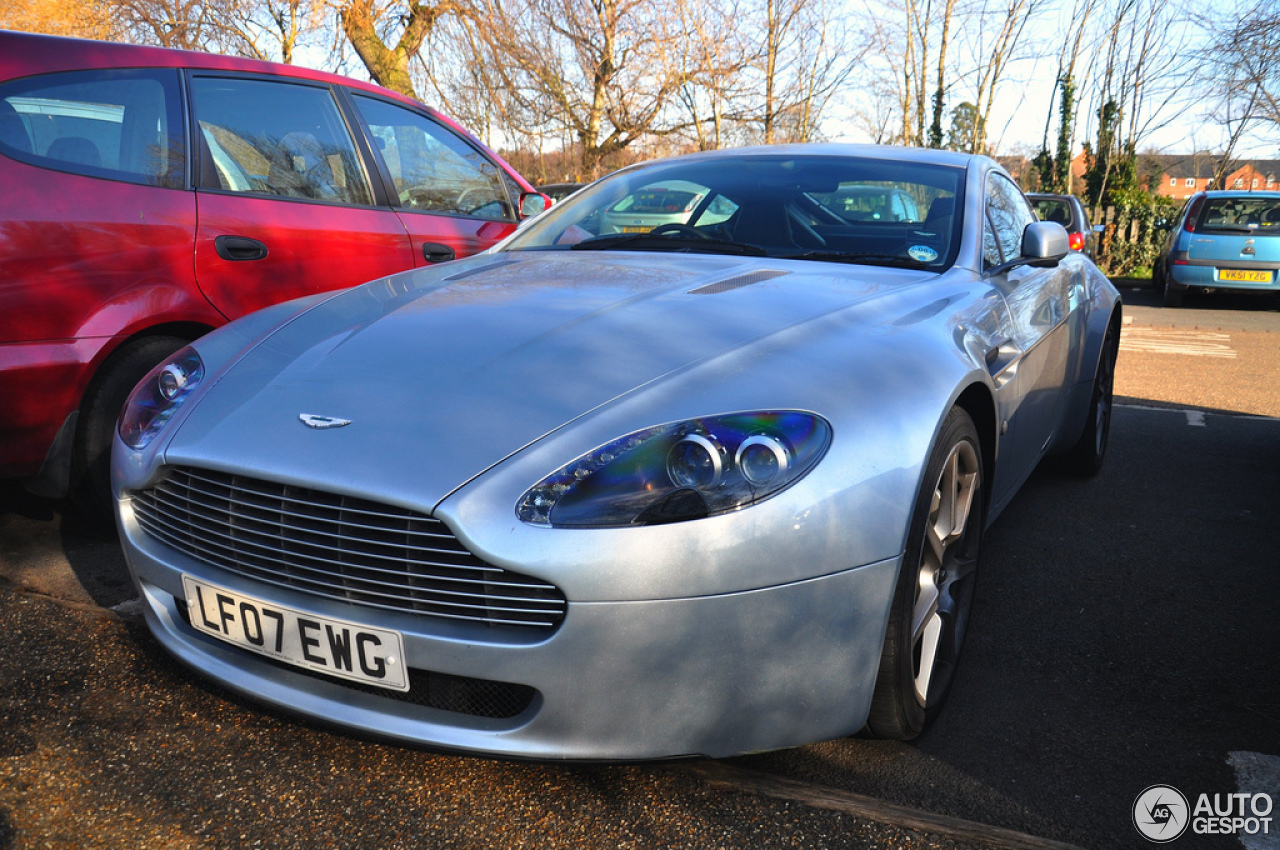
[735,435,790,485]
[666,434,725,488]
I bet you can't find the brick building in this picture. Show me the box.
[1069,151,1280,200]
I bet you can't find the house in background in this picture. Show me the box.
[1068,150,1280,200]
[1144,154,1280,199]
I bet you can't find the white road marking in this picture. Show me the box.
[1114,404,1280,423]
[1119,327,1237,358]
[1186,411,1207,427]
[1228,752,1280,850]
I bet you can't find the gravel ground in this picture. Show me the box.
[0,587,997,850]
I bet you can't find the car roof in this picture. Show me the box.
[0,29,415,110]
[1198,190,1280,199]
[622,142,988,172]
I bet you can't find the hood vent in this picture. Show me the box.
[688,269,789,295]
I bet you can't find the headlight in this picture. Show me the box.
[118,346,205,450]
[516,411,831,527]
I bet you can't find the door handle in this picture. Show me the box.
[985,337,1021,385]
[422,242,456,264]
[214,235,269,262]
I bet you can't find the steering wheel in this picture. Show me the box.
[456,188,489,215]
[649,223,712,240]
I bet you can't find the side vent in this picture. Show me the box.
[688,269,789,295]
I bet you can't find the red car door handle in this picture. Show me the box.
[422,242,456,264]
[214,235,269,262]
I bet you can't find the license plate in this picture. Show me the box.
[618,225,652,233]
[1218,268,1272,283]
[182,576,409,691]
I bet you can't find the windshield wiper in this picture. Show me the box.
[783,250,931,269]
[570,232,766,256]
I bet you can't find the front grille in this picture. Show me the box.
[132,466,566,631]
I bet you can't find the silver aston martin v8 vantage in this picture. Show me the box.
[113,145,1121,760]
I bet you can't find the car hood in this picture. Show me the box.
[166,251,931,509]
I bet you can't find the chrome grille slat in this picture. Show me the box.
[138,493,503,574]
[135,510,562,605]
[131,467,566,630]
[154,474,467,544]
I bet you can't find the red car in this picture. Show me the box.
[0,30,545,512]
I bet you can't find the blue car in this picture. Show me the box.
[1155,190,1280,307]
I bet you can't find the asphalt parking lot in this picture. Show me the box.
[1,284,1278,849]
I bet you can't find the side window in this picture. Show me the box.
[984,174,1036,269]
[352,94,513,222]
[190,77,371,206]
[0,69,184,187]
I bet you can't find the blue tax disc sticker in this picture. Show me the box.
[908,245,939,263]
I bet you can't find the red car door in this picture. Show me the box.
[347,94,519,265]
[189,74,415,319]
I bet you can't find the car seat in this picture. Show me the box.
[274,131,338,200]
[0,100,32,154]
[46,136,101,168]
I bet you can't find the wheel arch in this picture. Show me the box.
[27,321,216,499]
[952,380,998,518]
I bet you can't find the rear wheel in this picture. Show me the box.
[865,407,983,740]
[1152,260,1166,294]
[1162,284,1184,307]
[71,335,188,525]
[1060,320,1118,477]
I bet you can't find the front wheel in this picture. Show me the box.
[864,407,983,740]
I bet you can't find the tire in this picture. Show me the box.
[71,335,188,526]
[1162,284,1184,308]
[1152,261,1166,294]
[864,406,983,740]
[1059,320,1118,477]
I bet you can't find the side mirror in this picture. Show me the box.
[1022,221,1070,267]
[519,191,551,219]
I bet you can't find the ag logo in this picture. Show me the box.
[1134,785,1190,842]
[299,413,351,430]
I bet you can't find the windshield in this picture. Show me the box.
[1195,196,1280,234]
[503,154,965,270]
[1030,197,1075,229]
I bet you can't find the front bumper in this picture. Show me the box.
[118,492,900,760]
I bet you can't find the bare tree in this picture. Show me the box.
[654,0,754,150]
[337,0,469,98]
[960,0,1047,154]
[0,0,121,39]
[231,0,326,64]
[1080,0,1194,202]
[110,0,239,50]
[738,0,875,144]
[450,0,693,177]
[927,0,959,147]
[1196,2,1280,183]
